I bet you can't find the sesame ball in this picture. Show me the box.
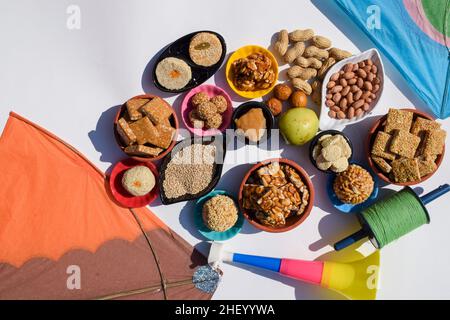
[205,113,223,129]
[197,101,218,120]
[191,92,210,108]
[202,195,238,232]
[210,95,228,114]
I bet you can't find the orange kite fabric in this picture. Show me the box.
[0,112,211,300]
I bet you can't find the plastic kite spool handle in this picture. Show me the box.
[334,184,450,251]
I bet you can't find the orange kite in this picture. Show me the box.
[0,112,211,300]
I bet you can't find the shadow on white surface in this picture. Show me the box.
[88,105,126,173]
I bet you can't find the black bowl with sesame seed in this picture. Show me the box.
[158,134,227,205]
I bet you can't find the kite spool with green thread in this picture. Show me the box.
[334,184,450,251]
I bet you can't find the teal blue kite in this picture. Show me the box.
[335,0,450,119]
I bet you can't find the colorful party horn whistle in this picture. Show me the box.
[208,242,380,300]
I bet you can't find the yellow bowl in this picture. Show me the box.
[225,45,279,99]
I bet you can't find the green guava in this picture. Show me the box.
[279,108,319,145]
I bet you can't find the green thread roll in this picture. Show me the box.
[361,188,429,248]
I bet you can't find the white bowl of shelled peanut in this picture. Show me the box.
[319,48,385,131]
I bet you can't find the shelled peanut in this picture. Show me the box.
[325,59,381,120]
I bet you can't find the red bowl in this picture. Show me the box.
[109,158,159,208]
[367,108,445,186]
[113,94,179,162]
[238,158,315,233]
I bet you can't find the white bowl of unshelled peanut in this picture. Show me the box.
[319,48,385,131]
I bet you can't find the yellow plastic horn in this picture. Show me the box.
[320,250,380,300]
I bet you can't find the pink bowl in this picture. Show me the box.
[181,84,233,136]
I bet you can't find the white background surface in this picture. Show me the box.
[1,0,449,300]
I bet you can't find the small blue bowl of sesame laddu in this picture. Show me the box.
[194,190,244,241]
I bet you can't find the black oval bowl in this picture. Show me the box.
[231,101,275,145]
[158,134,227,205]
[308,130,354,174]
[152,30,227,94]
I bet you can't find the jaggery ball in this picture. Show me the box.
[210,95,228,114]
[291,90,308,108]
[205,113,223,129]
[197,101,218,120]
[266,97,283,116]
[191,92,210,108]
[274,84,293,101]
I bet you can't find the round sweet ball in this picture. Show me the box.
[121,166,155,197]
[210,95,228,114]
[206,113,223,129]
[291,91,308,108]
[266,97,283,116]
[191,92,210,108]
[197,101,218,120]
[202,195,238,232]
[274,84,293,101]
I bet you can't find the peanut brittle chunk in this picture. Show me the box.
[417,155,437,178]
[391,158,420,183]
[411,117,441,136]
[152,124,176,149]
[129,117,158,145]
[242,184,267,210]
[371,156,392,173]
[126,98,148,121]
[257,162,287,187]
[423,129,446,156]
[384,108,414,134]
[371,131,396,161]
[116,118,137,146]
[140,97,173,125]
[124,145,163,157]
[390,130,421,159]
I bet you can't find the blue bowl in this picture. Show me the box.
[327,164,379,214]
[194,190,244,241]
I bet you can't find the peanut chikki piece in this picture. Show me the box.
[129,117,158,145]
[411,117,441,136]
[371,156,392,173]
[257,187,292,212]
[390,130,421,158]
[422,129,446,156]
[384,108,414,134]
[124,144,163,157]
[255,210,286,227]
[257,162,287,187]
[153,124,176,149]
[242,184,267,210]
[417,155,437,178]
[116,118,137,146]
[371,131,396,161]
[282,164,309,215]
[391,158,420,183]
[140,97,173,125]
[126,98,148,121]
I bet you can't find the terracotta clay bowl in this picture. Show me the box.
[238,158,314,233]
[367,108,445,186]
[113,94,179,162]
